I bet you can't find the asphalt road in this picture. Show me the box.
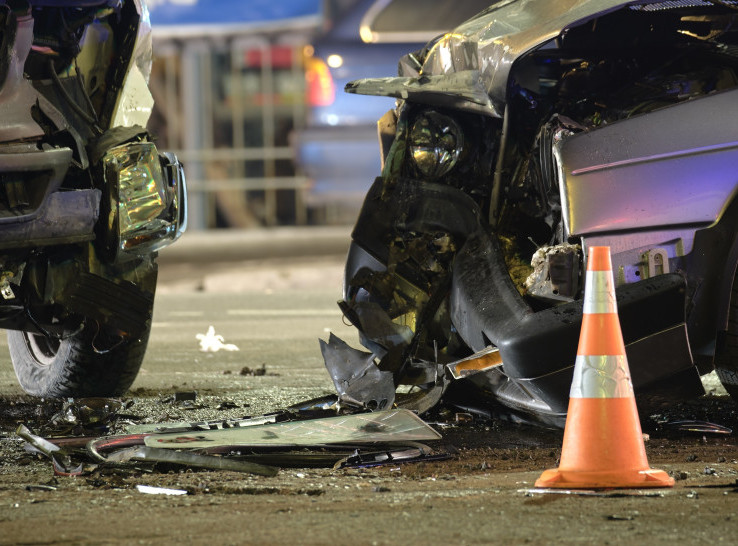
[136,262,354,414]
[1,228,737,544]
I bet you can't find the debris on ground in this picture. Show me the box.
[143,408,440,449]
[240,364,268,376]
[13,400,451,480]
[136,484,188,496]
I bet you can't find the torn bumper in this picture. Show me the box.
[451,230,703,413]
[337,175,703,417]
[0,147,101,249]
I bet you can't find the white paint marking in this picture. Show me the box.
[168,311,205,317]
[226,309,338,317]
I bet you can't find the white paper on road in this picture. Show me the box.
[144,409,441,449]
[136,485,188,496]
[195,325,239,352]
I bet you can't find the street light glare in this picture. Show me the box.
[326,54,343,68]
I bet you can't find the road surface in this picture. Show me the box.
[0,235,737,545]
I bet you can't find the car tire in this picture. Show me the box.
[8,317,151,398]
[715,268,738,399]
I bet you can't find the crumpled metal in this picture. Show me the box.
[319,333,396,410]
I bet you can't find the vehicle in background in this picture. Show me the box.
[295,0,490,223]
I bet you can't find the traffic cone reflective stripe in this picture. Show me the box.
[583,270,617,315]
[570,355,631,399]
[535,246,674,489]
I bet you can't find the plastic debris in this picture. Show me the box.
[136,485,188,496]
[335,442,452,469]
[320,333,395,410]
[446,347,503,380]
[145,409,441,449]
[196,325,239,352]
[98,445,279,477]
[240,365,267,376]
[663,420,732,436]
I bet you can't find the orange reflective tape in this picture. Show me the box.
[577,313,626,356]
[587,246,612,271]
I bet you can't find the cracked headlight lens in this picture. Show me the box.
[102,141,187,261]
[409,111,463,180]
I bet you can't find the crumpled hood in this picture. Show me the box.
[346,0,641,117]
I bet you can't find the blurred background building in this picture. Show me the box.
[146,0,491,230]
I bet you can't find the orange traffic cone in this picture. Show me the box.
[535,246,674,489]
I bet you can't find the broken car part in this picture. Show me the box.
[17,424,88,476]
[144,409,441,450]
[0,0,186,398]
[329,0,738,424]
[335,442,452,469]
[98,445,279,477]
[125,413,283,435]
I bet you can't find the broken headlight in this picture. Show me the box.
[408,111,463,180]
[102,141,187,261]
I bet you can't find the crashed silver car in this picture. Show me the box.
[0,1,185,398]
[321,0,738,426]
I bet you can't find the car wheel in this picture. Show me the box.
[715,269,738,399]
[8,318,151,398]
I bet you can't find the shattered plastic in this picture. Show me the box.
[320,333,395,410]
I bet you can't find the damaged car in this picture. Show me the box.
[322,0,738,426]
[0,0,185,397]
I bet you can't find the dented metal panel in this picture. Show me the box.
[556,88,738,236]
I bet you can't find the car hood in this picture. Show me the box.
[346,0,642,117]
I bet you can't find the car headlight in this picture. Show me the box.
[408,111,463,180]
[102,141,187,261]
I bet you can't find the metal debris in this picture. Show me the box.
[663,420,732,436]
[144,409,441,449]
[16,424,91,477]
[125,413,282,435]
[320,333,395,410]
[335,442,452,469]
[99,445,278,477]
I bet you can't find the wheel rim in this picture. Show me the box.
[24,332,60,366]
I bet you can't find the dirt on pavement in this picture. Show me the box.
[1,391,737,545]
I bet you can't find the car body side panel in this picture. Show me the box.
[556,88,738,237]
